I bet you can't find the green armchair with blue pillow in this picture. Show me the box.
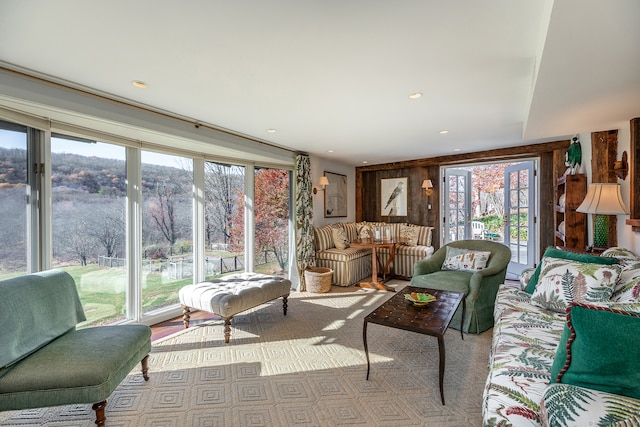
[410,239,511,333]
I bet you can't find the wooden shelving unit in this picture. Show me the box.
[554,174,587,249]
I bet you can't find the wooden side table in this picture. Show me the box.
[351,238,398,292]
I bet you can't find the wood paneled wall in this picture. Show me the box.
[591,129,619,246]
[626,118,640,231]
[356,165,439,242]
[356,140,570,254]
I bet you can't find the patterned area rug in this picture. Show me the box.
[0,281,492,426]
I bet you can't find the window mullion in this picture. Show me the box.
[126,147,143,322]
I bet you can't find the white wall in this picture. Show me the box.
[577,122,640,253]
[309,156,355,227]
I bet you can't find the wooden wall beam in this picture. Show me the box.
[626,118,640,231]
[356,140,571,172]
[591,130,619,246]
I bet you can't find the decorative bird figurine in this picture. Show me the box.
[566,136,582,175]
[384,181,404,214]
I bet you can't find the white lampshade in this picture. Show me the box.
[576,183,629,215]
[421,179,433,189]
[318,176,329,188]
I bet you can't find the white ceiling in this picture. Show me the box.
[0,0,639,166]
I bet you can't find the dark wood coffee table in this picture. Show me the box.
[362,286,465,405]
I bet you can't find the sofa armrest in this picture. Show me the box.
[519,267,536,291]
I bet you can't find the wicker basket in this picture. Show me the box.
[305,267,333,293]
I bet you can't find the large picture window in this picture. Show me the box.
[51,134,127,325]
[253,167,290,276]
[141,151,193,315]
[0,122,29,278]
[0,117,293,327]
[205,161,245,278]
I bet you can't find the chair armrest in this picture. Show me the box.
[413,250,447,276]
[467,267,507,303]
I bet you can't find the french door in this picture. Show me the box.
[504,162,535,276]
[442,161,537,278]
[444,169,472,242]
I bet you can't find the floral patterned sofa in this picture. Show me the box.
[313,222,434,286]
[483,247,640,427]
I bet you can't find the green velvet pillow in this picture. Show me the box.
[524,247,618,294]
[550,302,640,399]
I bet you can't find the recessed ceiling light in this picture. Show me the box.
[266,129,277,133]
[440,130,449,134]
[408,92,422,99]
[327,149,334,153]
[454,148,461,152]
[132,80,148,89]
[362,161,368,164]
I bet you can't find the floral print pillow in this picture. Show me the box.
[356,223,373,239]
[601,247,640,267]
[399,224,419,246]
[441,247,491,273]
[612,262,640,303]
[531,256,621,313]
[331,226,350,250]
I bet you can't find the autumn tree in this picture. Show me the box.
[228,168,289,272]
[471,163,514,217]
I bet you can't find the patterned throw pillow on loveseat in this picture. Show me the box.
[530,256,621,313]
[601,246,640,267]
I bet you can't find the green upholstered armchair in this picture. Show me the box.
[410,240,511,333]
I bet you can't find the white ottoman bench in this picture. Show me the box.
[178,273,291,343]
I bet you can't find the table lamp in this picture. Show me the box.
[576,183,629,248]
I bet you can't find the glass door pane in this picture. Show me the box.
[51,135,127,326]
[445,169,472,242]
[204,161,245,279]
[141,151,193,315]
[0,123,28,277]
[504,162,534,275]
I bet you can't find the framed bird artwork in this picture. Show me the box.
[381,177,408,216]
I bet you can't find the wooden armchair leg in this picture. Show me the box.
[92,400,107,427]
[141,354,150,381]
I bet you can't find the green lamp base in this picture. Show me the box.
[593,214,609,249]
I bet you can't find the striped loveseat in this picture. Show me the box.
[313,222,434,287]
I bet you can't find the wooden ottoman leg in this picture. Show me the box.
[223,316,232,344]
[92,400,107,426]
[282,295,288,316]
[182,305,191,328]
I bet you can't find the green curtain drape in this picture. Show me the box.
[295,154,314,291]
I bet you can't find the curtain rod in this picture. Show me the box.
[0,65,296,155]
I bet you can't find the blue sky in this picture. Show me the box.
[1,129,187,167]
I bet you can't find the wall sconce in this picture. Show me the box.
[313,176,329,195]
[421,179,433,196]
